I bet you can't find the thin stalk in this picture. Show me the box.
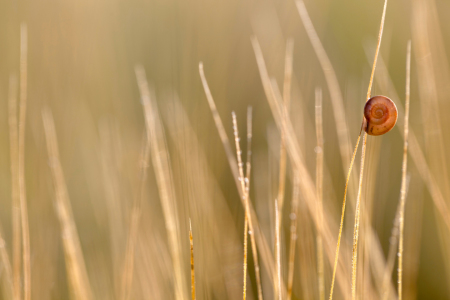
[351,134,368,300]
[189,220,196,300]
[380,176,410,300]
[287,175,300,300]
[275,200,281,300]
[231,110,254,300]
[245,107,262,299]
[243,215,249,300]
[315,87,325,300]
[42,109,94,300]
[135,65,187,300]
[8,74,22,300]
[274,39,294,300]
[398,40,412,300]
[18,23,31,300]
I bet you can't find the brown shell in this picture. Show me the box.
[363,95,397,136]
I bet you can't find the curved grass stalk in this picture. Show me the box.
[19,23,31,300]
[398,40,412,300]
[232,109,255,300]
[315,88,325,300]
[287,175,300,300]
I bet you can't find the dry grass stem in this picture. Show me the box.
[351,134,367,300]
[135,65,187,300]
[232,109,256,300]
[42,109,94,300]
[231,111,250,300]
[275,38,294,300]
[8,74,22,300]
[287,175,300,300]
[245,107,263,299]
[398,40,412,300]
[315,87,325,300]
[380,176,410,300]
[277,39,294,216]
[189,220,196,300]
[275,200,281,300]
[18,23,31,300]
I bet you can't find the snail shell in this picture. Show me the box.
[363,95,397,136]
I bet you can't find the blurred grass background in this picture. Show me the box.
[0,0,450,299]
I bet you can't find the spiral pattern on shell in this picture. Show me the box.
[363,95,397,136]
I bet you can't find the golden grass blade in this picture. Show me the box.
[246,106,253,192]
[200,62,271,299]
[351,134,367,300]
[315,87,325,300]
[120,133,150,300]
[232,111,250,300]
[351,1,388,299]
[380,176,410,300]
[189,220,196,300]
[18,23,31,300]
[287,175,299,300]
[243,215,249,300]
[8,73,22,300]
[365,0,388,102]
[275,200,281,300]
[42,108,94,300]
[232,110,256,300]
[398,40,412,300]
[277,38,294,217]
[135,65,187,300]
[245,107,263,300]
[275,38,293,300]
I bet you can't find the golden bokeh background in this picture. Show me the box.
[0,0,450,299]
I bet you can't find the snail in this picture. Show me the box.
[363,95,398,136]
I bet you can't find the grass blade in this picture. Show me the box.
[398,40,412,300]
[8,73,21,300]
[189,220,196,300]
[315,87,325,300]
[42,108,94,300]
[18,23,31,300]
[135,65,187,300]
